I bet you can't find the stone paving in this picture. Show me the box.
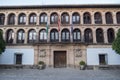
[0,68,120,80]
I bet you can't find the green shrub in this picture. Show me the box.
[79,61,85,65]
[38,61,44,65]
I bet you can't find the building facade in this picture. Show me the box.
[0,5,120,68]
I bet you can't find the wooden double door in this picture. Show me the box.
[54,51,67,68]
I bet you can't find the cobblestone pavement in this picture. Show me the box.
[0,68,120,80]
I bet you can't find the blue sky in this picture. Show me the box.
[0,0,120,6]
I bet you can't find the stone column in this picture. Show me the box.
[58,13,61,42]
[26,15,29,25]
[93,29,96,43]
[15,14,18,25]
[47,14,50,42]
[36,14,39,25]
[103,29,108,43]
[91,13,95,24]
[69,13,73,42]
[5,13,8,25]
[35,27,39,43]
[81,13,83,24]
[113,12,117,24]
[59,31,61,42]
[115,29,118,38]
[47,28,50,42]
[102,12,106,24]
[47,14,50,25]
[13,30,17,44]
[69,13,72,24]
[81,29,84,42]
[24,31,28,44]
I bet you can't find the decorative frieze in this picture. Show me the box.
[39,49,46,57]
[74,49,82,57]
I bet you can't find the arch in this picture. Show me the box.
[73,28,81,42]
[50,12,58,24]
[72,12,80,24]
[18,13,26,25]
[61,12,70,24]
[50,29,59,42]
[8,13,15,25]
[28,29,36,43]
[116,12,120,24]
[39,29,47,42]
[105,12,113,24]
[96,28,104,43]
[83,12,91,24]
[107,28,115,43]
[0,13,5,25]
[94,12,102,24]
[6,29,14,43]
[61,28,70,42]
[40,12,47,24]
[17,29,25,43]
[84,28,93,43]
[29,13,37,25]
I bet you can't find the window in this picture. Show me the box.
[6,29,14,43]
[107,28,115,43]
[0,13,5,25]
[15,54,22,64]
[94,12,102,24]
[105,12,113,24]
[8,13,15,25]
[84,29,93,43]
[99,54,107,65]
[61,29,70,42]
[29,13,37,25]
[73,29,81,42]
[72,13,80,24]
[39,29,47,42]
[50,13,58,24]
[61,13,69,24]
[40,13,47,24]
[83,12,91,24]
[17,29,25,43]
[50,29,59,42]
[116,12,120,24]
[18,13,26,25]
[96,28,104,43]
[28,29,36,43]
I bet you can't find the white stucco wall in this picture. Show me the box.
[87,48,120,65]
[0,48,34,65]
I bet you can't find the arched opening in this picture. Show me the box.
[50,29,59,42]
[84,28,93,43]
[107,28,115,43]
[96,28,104,43]
[17,29,25,43]
[61,29,70,42]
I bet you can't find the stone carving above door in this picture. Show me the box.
[74,49,82,57]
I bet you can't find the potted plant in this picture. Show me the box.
[38,61,45,70]
[79,60,86,70]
